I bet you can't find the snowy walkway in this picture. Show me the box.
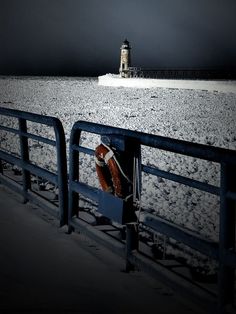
[98,74,236,93]
[0,186,205,313]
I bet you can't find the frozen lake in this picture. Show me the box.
[0,76,236,268]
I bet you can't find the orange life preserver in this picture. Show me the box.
[95,144,123,198]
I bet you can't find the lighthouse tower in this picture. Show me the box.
[119,39,131,78]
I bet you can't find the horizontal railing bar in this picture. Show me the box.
[0,125,56,146]
[0,150,26,167]
[22,131,56,146]
[0,125,18,134]
[0,173,24,196]
[0,107,58,127]
[142,213,219,260]
[23,164,58,185]
[0,150,58,184]
[72,121,236,165]
[226,191,236,201]
[71,181,99,202]
[142,164,220,195]
[72,145,94,156]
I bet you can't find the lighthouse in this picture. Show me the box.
[119,39,131,78]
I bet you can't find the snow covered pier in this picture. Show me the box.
[98,74,236,93]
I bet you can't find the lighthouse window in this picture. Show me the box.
[122,63,125,69]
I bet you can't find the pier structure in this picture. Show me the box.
[119,39,236,80]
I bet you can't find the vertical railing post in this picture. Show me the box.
[54,120,68,227]
[125,222,139,271]
[68,127,80,232]
[218,162,236,312]
[106,135,141,223]
[0,159,3,174]
[19,118,31,203]
[0,158,3,185]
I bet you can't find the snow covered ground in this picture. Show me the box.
[0,76,236,267]
[99,74,236,93]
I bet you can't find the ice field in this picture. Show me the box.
[0,76,236,268]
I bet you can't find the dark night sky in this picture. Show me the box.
[0,0,236,76]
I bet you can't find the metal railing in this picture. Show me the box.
[1,109,235,313]
[0,107,68,226]
[127,68,236,79]
[68,120,236,313]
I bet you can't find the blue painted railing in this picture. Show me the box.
[1,109,235,313]
[0,107,68,226]
[68,120,236,313]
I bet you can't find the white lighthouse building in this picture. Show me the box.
[119,39,131,78]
